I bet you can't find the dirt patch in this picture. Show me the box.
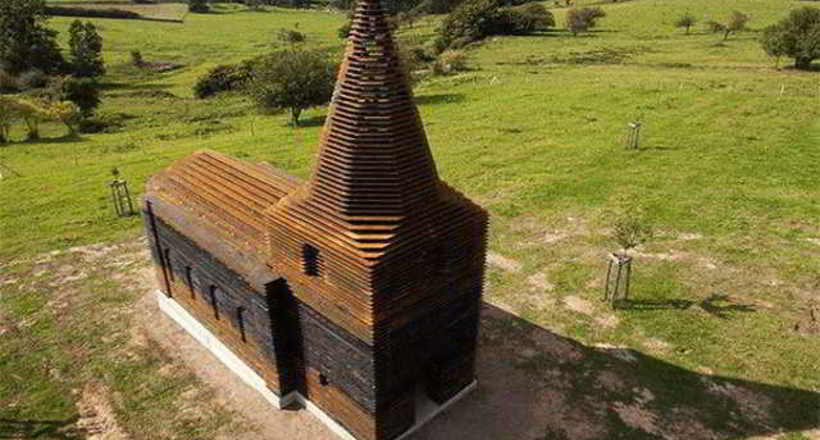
[632,250,686,261]
[75,384,129,440]
[527,272,554,292]
[564,295,595,316]
[794,305,819,336]
[596,370,627,393]
[704,379,775,427]
[594,313,620,329]
[487,252,522,273]
[613,401,661,436]
[643,337,671,353]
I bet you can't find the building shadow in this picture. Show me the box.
[0,418,82,439]
[413,303,818,440]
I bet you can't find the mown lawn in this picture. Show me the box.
[1,0,818,438]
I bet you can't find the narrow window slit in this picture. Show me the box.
[163,248,174,281]
[185,266,194,298]
[237,306,246,342]
[302,244,320,277]
[209,285,219,320]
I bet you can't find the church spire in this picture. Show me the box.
[304,0,440,220]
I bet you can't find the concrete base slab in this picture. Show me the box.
[156,290,477,440]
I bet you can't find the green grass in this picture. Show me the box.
[1,0,819,438]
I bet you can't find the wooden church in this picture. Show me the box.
[142,0,488,438]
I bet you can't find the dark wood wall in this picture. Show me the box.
[145,212,300,397]
[144,208,482,440]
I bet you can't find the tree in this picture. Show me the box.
[762,7,820,70]
[0,0,65,75]
[68,20,105,78]
[438,0,554,48]
[674,13,697,35]
[247,49,337,126]
[566,7,606,36]
[61,77,101,117]
[439,0,504,46]
[707,10,749,40]
[611,206,653,256]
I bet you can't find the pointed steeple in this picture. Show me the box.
[304,0,440,220]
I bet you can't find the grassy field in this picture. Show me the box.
[1,0,819,438]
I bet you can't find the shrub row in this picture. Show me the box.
[193,63,254,99]
[438,0,554,50]
[45,6,142,19]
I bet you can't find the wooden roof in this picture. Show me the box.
[146,149,302,257]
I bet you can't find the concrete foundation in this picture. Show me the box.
[156,290,476,440]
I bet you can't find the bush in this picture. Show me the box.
[189,0,209,13]
[337,21,352,39]
[69,20,105,77]
[439,0,504,47]
[1,0,66,75]
[246,49,337,126]
[61,76,101,116]
[706,10,749,40]
[433,50,468,75]
[130,50,144,67]
[17,69,49,89]
[277,28,306,44]
[496,3,554,34]
[396,42,424,87]
[0,70,18,93]
[762,6,820,70]
[567,6,606,35]
[674,13,697,34]
[193,63,252,99]
[438,0,553,48]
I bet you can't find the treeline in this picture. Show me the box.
[1,0,106,141]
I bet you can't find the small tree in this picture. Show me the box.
[761,7,820,70]
[674,13,697,34]
[707,11,749,40]
[189,0,209,13]
[61,77,101,117]
[276,28,306,45]
[0,97,19,143]
[69,20,105,78]
[612,213,653,256]
[567,7,606,36]
[247,49,336,126]
[0,0,65,75]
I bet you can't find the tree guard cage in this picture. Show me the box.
[110,178,134,217]
[603,253,632,306]
[626,121,641,150]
